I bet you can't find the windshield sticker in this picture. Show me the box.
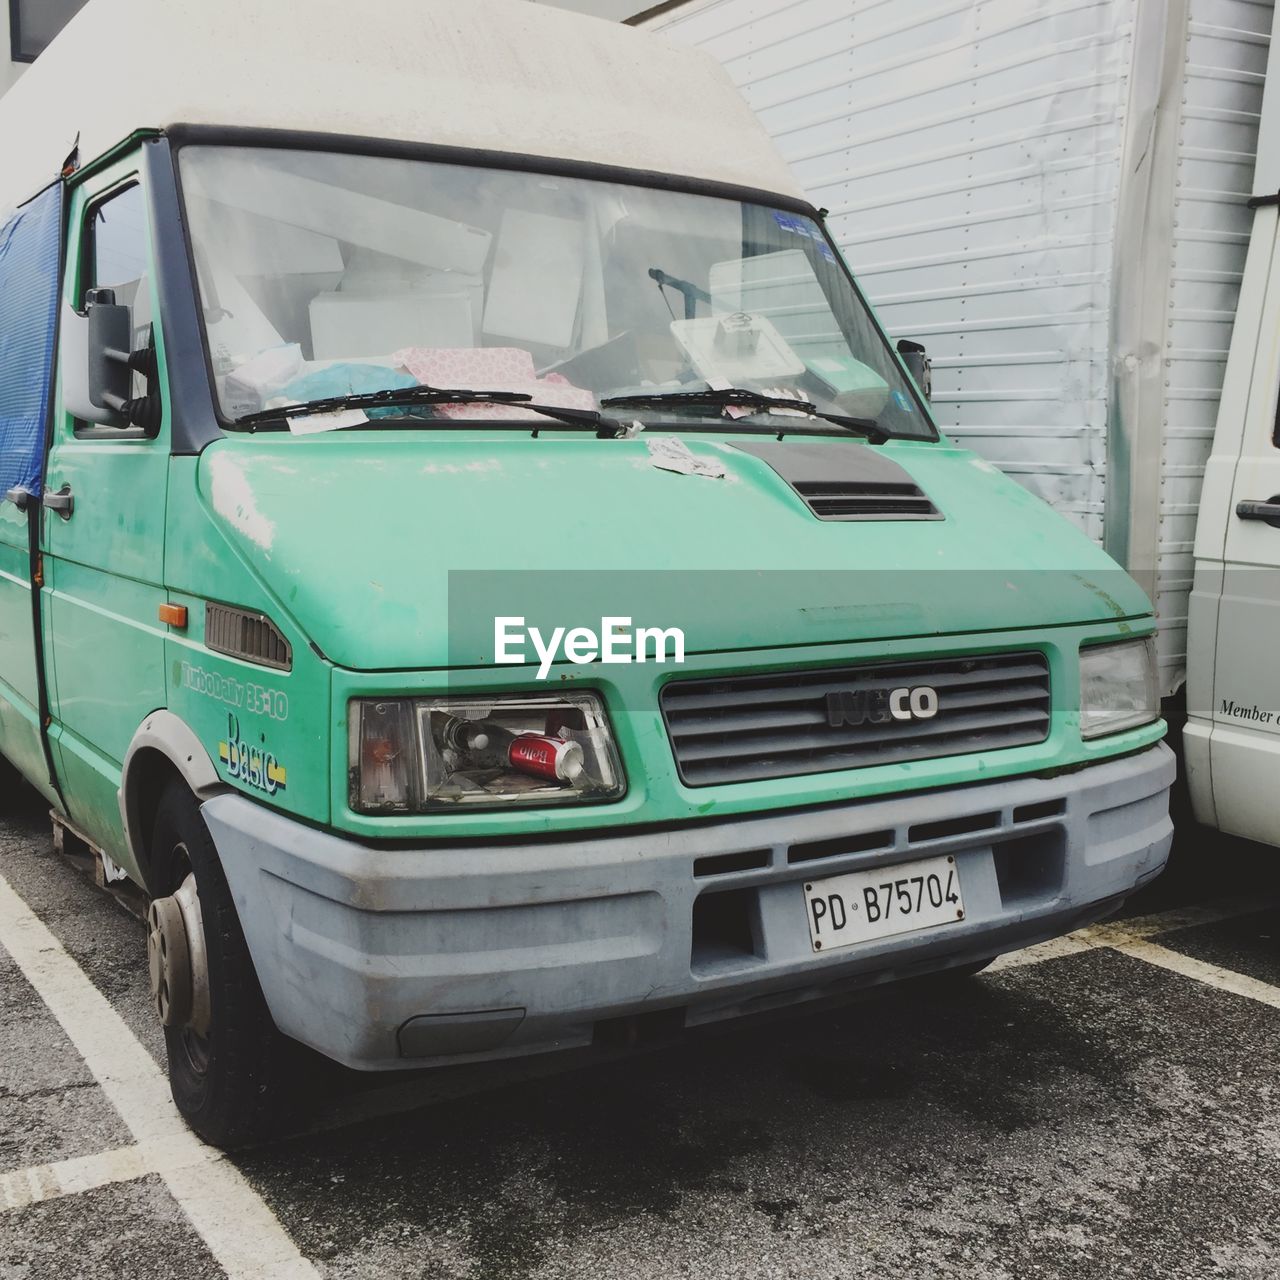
[219,713,288,796]
[892,390,915,413]
[773,212,837,262]
[723,386,812,420]
[287,408,370,435]
[646,436,727,479]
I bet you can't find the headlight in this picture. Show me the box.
[348,693,625,813]
[1079,638,1159,739]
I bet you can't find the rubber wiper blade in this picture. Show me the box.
[600,388,888,445]
[235,384,629,437]
[509,402,630,437]
[235,384,532,429]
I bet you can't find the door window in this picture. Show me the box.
[80,183,158,427]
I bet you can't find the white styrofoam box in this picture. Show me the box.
[309,291,475,362]
[483,209,585,349]
[709,248,843,353]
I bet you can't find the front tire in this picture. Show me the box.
[149,781,294,1148]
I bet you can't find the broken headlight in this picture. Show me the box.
[348,693,625,813]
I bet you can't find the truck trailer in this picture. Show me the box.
[644,0,1280,846]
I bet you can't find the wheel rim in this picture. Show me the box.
[146,895,191,1026]
[157,843,213,1078]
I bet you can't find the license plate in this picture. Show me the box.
[802,854,965,953]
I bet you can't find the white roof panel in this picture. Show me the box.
[0,0,803,214]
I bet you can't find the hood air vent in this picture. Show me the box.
[792,480,938,520]
[731,440,941,522]
[205,603,292,671]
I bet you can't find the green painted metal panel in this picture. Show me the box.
[40,158,169,865]
[0,503,48,790]
[187,434,1152,674]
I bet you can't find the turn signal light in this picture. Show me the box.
[158,603,188,629]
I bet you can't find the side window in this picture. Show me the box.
[75,182,162,439]
[85,184,154,405]
[8,0,89,63]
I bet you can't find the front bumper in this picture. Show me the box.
[203,743,1174,1070]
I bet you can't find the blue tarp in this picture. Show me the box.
[0,183,62,501]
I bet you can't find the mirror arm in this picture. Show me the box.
[124,392,163,434]
[128,344,159,381]
[99,344,135,415]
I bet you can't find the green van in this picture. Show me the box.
[0,0,1173,1147]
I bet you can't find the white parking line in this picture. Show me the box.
[2,875,1278,1227]
[989,932,1095,970]
[1111,939,1280,1010]
[0,1145,148,1211]
[0,872,320,1279]
[990,898,1279,972]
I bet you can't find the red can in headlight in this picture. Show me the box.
[508,734,585,783]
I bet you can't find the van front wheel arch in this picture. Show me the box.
[120,711,226,895]
[148,779,296,1149]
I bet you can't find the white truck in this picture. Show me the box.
[642,0,1280,846]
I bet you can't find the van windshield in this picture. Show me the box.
[178,145,934,440]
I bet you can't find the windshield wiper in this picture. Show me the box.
[600,388,889,445]
[235,385,628,436]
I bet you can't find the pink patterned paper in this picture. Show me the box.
[394,347,597,419]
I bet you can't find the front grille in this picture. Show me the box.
[661,651,1051,786]
[792,480,940,521]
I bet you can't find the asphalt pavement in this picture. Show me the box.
[2,779,1279,1280]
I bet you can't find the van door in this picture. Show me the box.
[0,502,52,796]
[0,183,63,800]
[1188,203,1280,844]
[42,167,170,867]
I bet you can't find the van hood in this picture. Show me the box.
[197,433,1150,672]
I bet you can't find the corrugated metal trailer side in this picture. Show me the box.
[644,0,1275,697]
[1154,0,1272,693]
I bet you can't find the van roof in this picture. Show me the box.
[0,0,804,215]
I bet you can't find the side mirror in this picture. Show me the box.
[896,338,932,401]
[62,289,131,427]
[86,288,134,417]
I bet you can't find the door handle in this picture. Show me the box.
[43,484,74,520]
[4,487,32,511]
[1236,498,1280,528]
